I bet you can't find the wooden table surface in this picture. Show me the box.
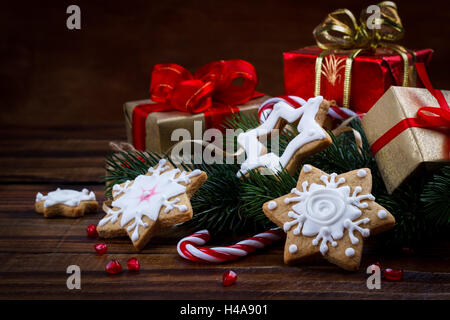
[1,124,449,300]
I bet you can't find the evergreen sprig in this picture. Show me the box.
[421,166,450,227]
[240,168,297,230]
[222,111,260,132]
[184,162,247,235]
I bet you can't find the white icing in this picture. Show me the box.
[283,172,374,256]
[377,210,387,219]
[36,188,96,208]
[258,96,307,122]
[345,247,355,257]
[236,96,326,177]
[357,169,367,178]
[303,164,312,172]
[99,159,200,242]
[289,244,298,253]
[267,201,277,210]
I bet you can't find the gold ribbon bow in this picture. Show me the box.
[313,1,414,107]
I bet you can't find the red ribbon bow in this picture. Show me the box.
[371,63,450,155]
[132,60,260,151]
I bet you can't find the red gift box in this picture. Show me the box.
[284,46,433,113]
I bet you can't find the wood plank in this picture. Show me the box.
[0,141,112,157]
[0,166,106,183]
[0,253,448,299]
[0,157,106,183]
[0,124,124,183]
[0,183,449,299]
[0,124,126,140]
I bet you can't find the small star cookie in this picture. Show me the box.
[98,159,207,250]
[35,188,98,218]
[262,165,395,271]
[237,96,332,177]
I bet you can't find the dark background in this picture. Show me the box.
[1,0,449,127]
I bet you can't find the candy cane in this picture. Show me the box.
[327,105,361,121]
[177,228,285,263]
[258,95,361,123]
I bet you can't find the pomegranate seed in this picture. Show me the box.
[384,268,403,281]
[126,257,140,271]
[105,259,122,274]
[222,270,237,287]
[86,224,98,238]
[94,243,107,255]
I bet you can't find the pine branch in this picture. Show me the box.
[240,168,296,230]
[184,162,249,236]
[421,166,450,227]
[222,112,260,132]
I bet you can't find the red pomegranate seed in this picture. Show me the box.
[384,268,403,281]
[126,257,140,271]
[222,270,237,287]
[94,243,107,255]
[86,224,98,238]
[105,259,122,274]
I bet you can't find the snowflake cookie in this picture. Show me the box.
[98,159,207,250]
[35,188,98,218]
[262,165,395,271]
[237,96,332,177]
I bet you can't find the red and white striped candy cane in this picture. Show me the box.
[327,105,361,121]
[177,228,285,263]
[258,95,361,123]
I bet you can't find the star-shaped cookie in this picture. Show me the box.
[35,188,98,218]
[237,96,332,177]
[98,159,207,250]
[263,165,395,271]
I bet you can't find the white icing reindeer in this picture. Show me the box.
[237,96,330,177]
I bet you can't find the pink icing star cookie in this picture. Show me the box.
[98,159,207,250]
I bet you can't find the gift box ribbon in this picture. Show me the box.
[371,63,450,155]
[313,1,414,108]
[132,60,261,151]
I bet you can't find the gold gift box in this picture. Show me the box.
[362,86,450,194]
[124,96,270,153]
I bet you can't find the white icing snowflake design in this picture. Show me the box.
[99,159,201,242]
[283,173,374,255]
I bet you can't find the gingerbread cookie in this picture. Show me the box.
[35,188,98,218]
[98,159,207,250]
[263,165,395,271]
[237,96,332,177]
